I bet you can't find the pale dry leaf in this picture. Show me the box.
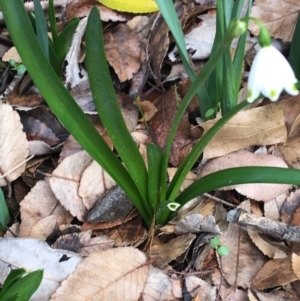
[247,229,288,259]
[201,102,287,159]
[0,238,83,301]
[50,247,148,301]
[292,253,300,280]
[248,290,259,301]
[19,180,72,238]
[2,46,22,62]
[104,23,141,82]
[169,15,216,61]
[220,223,267,288]
[29,215,59,240]
[249,0,300,42]
[264,192,287,221]
[0,103,29,185]
[167,168,197,191]
[199,149,291,201]
[142,266,176,301]
[50,150,92,221]
[79,160,116,210]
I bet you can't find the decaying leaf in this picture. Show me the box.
[0,103,29,186]
[249,0,300,42]
[87,185,134,223]
[201,102,287,159]
[50,247,148,301]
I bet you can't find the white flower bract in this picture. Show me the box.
[247,45,298,103]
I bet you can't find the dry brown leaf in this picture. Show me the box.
[50,150,92,221]
[104,23,141,82]
[138,100,157,122]
[199,150,291,201]
[249,0,299,42]
[247,229,288,259]
[149,17,170,86]
[251,257,297,290]
[220,223,267,288]
[150,233,196,268]
[0,103,29,185]
[18,180,72,238]
[50,247,148,301]
[201,102,287,159]
[255,290,299,301]
[292,253,300,280]
[98,215,145,247]
[149,88,191,166]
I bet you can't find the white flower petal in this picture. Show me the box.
[247,45,299,103]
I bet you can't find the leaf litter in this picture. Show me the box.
[1,1,300,300]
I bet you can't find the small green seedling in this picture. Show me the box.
[210,235,230,257]
[9,59,26,75]
[0,268,43,301]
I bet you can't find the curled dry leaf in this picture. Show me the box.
[201,102,287,159]
[0,103,29,186]
[104,23,141,82]
[18,180,73,238]
[199,149,291,201]
[50,247,148,301]
[249,0,300,43]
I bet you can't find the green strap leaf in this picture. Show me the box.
[85,7,149,206]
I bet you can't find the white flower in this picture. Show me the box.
[247,45,299,103]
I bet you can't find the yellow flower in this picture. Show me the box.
[247,45,298,103]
